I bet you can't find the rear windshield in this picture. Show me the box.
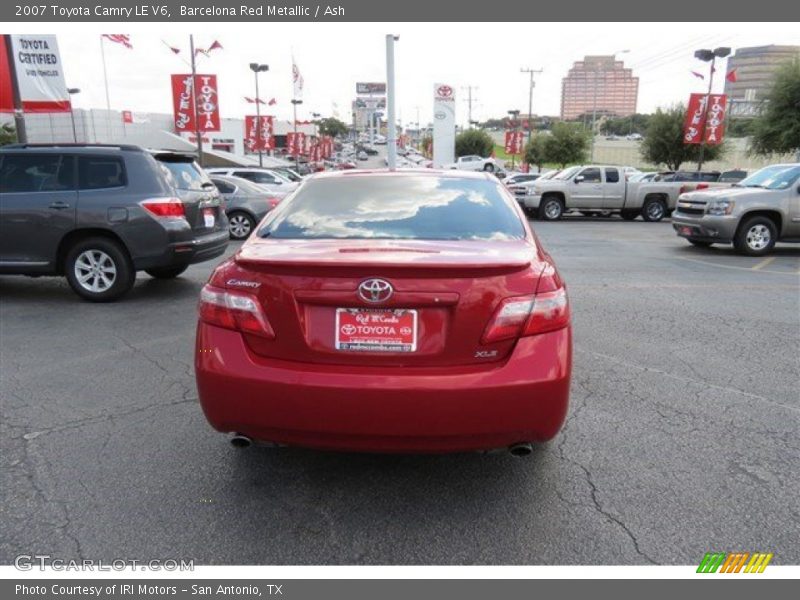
[157,158,211,191]
[259,175,526,241]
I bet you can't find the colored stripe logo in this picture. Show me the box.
[697,552,773,573]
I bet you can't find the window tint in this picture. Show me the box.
[261,175,525,241]
[78,156,125,189]
[234,171,279,184]
[0,154,75,193]
[212,179,235,194]
[580,168,601,183]
[157,159,210,191]
[605,168,620,183]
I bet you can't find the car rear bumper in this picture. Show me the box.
[134,230,230,270]
[195,324,572,453]
[672,213,738,243]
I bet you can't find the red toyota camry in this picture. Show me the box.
[195,169,572,455]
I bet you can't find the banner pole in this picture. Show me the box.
[189,34,204,165]
[4,35,27,143]
[99,35,112,140]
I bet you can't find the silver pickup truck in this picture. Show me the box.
[672,163,800,256]
[524,165,694,222]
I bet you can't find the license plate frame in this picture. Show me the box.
[203,207,215,228]
[335,308,418,353]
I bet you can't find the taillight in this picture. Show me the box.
[695,183,709,191]
[267,197,281,210]
[140,197,185,219]
[198,284,274,339]
[482,288,570,344]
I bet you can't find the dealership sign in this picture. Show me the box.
[170,73,220,133]
[432,83,455,168]
[356,82,386,95]
[504,130,524,155]
[0,34,71,113]
[286,131,305,155]
[244,115,275,152]
[683,93,727,145]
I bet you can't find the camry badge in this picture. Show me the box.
[358,279,393,303]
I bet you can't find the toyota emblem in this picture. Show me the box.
[358,279,393,303]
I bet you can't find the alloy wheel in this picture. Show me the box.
[746,224,771,251]
[229,214,252,239]
[73,250,117,293]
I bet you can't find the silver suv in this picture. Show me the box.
[672,164,800,256]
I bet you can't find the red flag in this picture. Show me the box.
[244,97,255,103]
[690,71,705,80]
[207,40,223,52]
[726,69,738,83]
[103,34,132,49]
[268,98,277,106]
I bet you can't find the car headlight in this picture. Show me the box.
[706,199,735,215]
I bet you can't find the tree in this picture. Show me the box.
[600,113,652,136]
[749,57,800,159]
[420,134,433,157]
[524,135,548,171]
[0,122,17,146]
[454,128,494,157]
[317,117,349,138]
[543,122,590,167]
[639,104,724,171]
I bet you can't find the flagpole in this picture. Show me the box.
[697,57,716,172]
[100,35,112,140]
[189,34,204,165]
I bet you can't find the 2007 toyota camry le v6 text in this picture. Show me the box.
[194,169,572,455]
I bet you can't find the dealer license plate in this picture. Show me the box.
[335,308,418,352]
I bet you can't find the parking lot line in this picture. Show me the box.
[676,256,800,275]
[751,256,777,271]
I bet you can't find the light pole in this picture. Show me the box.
[249,63,269,167]
[520,68,542,144]
[67,87,80,142]
[507,109,520,170]
[694,47,731,171]
[386,34,399,170]
[291,99,303,171]
[590,50,628,161]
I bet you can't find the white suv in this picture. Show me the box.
[446,155,498,173]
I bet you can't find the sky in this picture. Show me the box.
[9,22,800,126]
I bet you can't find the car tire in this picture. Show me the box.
[620,210,639,221]
[733,216,777,256]
[145,265,189,279]
[227,211,256,240]
[688,239,712,248]
[538,196,564,221]
[642,197,666,222]
[483,163,495,173]
[65,237,135,302]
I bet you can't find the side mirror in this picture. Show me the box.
[574,175,584,184]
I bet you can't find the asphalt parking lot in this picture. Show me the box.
[1,217,798,565]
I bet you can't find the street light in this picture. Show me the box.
[249,62,269,167]
[67,87,80,142]
[291,99,303,171]
[590,50,629,161]
[693,47,731,171]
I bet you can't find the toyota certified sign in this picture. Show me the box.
[358,279,393,303]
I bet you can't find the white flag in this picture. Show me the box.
[292,57,304,100]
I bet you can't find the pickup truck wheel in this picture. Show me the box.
[621,210,639,221]
[483,163,495,172]
[539,197,564,221]
[734,216,777,256]
[65,237,135,302]
[642,198,666,222]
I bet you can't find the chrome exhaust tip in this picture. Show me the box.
[229,433,253,448]
[508,442,533,457]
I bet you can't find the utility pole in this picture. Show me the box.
[520,68,542,143]
[461,85,478,127]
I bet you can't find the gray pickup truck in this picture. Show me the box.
[672,163,800,256]
[523,165,689,222]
